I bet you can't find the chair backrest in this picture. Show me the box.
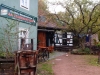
[15,50,37,68]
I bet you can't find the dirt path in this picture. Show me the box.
[51,53,100,75]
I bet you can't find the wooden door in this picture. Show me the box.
[38,31,46,47]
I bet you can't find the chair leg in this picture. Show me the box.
[29,72,31,75]
[33,68,36,75]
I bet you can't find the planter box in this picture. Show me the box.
[0,59,15,75]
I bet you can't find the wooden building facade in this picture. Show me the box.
[37,27,55,52]
[38,15,73,52]
[37,26,73,52]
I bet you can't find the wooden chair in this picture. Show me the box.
[48,46,54,53]
[15,50,37,75]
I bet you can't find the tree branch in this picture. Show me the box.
[91,15,100,26]
[54,14,70,25]
[75,1,86,25]
[88,4,100,24]
[65,7,75,25]
[93,28,100,34]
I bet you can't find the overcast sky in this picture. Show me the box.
[47,0,66,13]
[47,0,100,13]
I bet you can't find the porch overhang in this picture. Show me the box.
[38,29,55,32]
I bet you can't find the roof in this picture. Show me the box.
[38,16,67,30]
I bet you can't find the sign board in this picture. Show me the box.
[20,0,30,10]
[0,4,37,25]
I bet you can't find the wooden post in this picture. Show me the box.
[31,39,33,50]
[98,49,100,64]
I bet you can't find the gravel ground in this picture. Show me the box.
[51,53,100,75]
[49,51,66,60]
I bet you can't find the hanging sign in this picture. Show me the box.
[0,4,37,25]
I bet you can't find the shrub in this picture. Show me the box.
[71,48,91,55]
[96,42,100,47]
[83,48,91,54]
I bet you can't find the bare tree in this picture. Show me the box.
[46,0,100,47]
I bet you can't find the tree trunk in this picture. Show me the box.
[79,37,85,49]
